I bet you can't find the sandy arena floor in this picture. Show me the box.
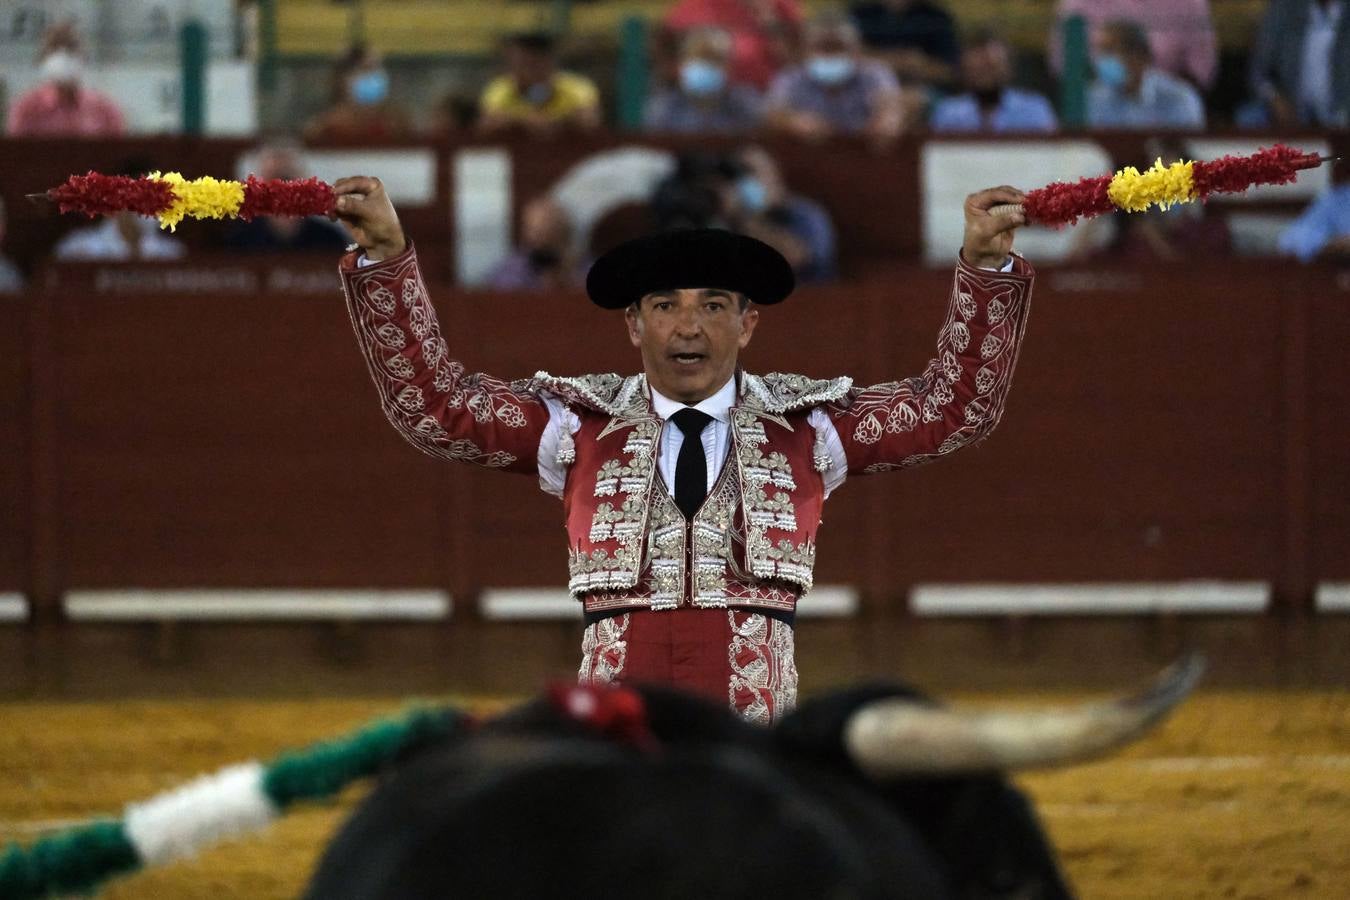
[1,691,1346,899]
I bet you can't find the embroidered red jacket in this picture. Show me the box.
[340,246,1034,616]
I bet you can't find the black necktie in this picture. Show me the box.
[670,408,713,520]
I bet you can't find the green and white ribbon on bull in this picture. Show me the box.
[0,707,467,900]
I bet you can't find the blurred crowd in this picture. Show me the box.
[0,0,1346,289]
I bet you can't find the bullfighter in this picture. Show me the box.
[333,176,1031,724]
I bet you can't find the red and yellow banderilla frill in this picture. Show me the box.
[40,171,337,231]
[1009,143,1329,226]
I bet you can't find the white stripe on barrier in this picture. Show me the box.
[62,590,451,622]
[480,589,578,621]
[0,593,28,623]
[479,586,860,621]
[797,585,860,618]
[910,582,1270,616]
[1314,583,1350,612]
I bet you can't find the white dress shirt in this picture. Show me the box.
[537,375,849,500]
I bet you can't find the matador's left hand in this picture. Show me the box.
[963,186,1026,269]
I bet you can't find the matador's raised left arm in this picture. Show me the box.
[825,184,1034,474]
[826,253,1033,474]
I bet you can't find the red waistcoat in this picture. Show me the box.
[534,372,852,616]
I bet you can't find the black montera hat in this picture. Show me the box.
[586,228,795,310]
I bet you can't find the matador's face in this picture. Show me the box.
[626,288,759,404]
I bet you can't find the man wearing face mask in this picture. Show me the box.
[662,0,804,91]
[7,36,125,137]
[305,43,411,141]
[930,29,1057,133]
[765,12,903,143]
[478,32,601,137]
[645,27,765,134]
[1086,19,1204,130]
[727,145,836,282]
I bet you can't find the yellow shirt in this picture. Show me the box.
[479,72,600,122]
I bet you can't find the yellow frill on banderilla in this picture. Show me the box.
[149,171,247,230]
[1106,158,1197,213]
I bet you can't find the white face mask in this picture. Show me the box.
[41,50,84,86]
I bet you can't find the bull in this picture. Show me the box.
[306,654,1204,900]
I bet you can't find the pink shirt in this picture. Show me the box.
[1049,0,1218,89]
[6,82,126,137]
[664,0,803,90]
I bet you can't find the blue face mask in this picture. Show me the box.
[736,176,768,214]
[680,59,726,96]
[1093,54,1128,89]
[350,70,389,105]
[807,54,855,85]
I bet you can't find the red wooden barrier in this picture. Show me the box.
[2,258,1347,620]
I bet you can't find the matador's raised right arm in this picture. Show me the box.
[335,177,551,474]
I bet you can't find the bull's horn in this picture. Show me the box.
[844,653,1206,777]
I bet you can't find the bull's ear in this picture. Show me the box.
[840,654,1206,778]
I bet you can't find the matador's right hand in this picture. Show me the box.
[333,176,407,262]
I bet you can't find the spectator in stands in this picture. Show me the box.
[6,22,126,137]
[1243,0,1349,128]
[0,197,24,294]
[489,196,590,290]
[930,28,1058,133]
[644,27,764,133]
[848,0,959,88]
[304,43,412,141]
[662,0,803,91]
[1086,19,1205,129]
[1279,172,1350,263]
[728,145,837,281]
[223,140,348,253]
[1049,0,1218,91]
[764,12,904,143]
[54,213,185,262]
[477,32,601,137]
[649,151,739,231]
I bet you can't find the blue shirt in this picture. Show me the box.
[1087,68,1205,129]
[642,85,763,133]
[930,88,1059,133]
[766,59,900,133]
[778,195,837,282]
[1278,185,1350,262]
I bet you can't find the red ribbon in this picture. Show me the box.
[548,683,658,752]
